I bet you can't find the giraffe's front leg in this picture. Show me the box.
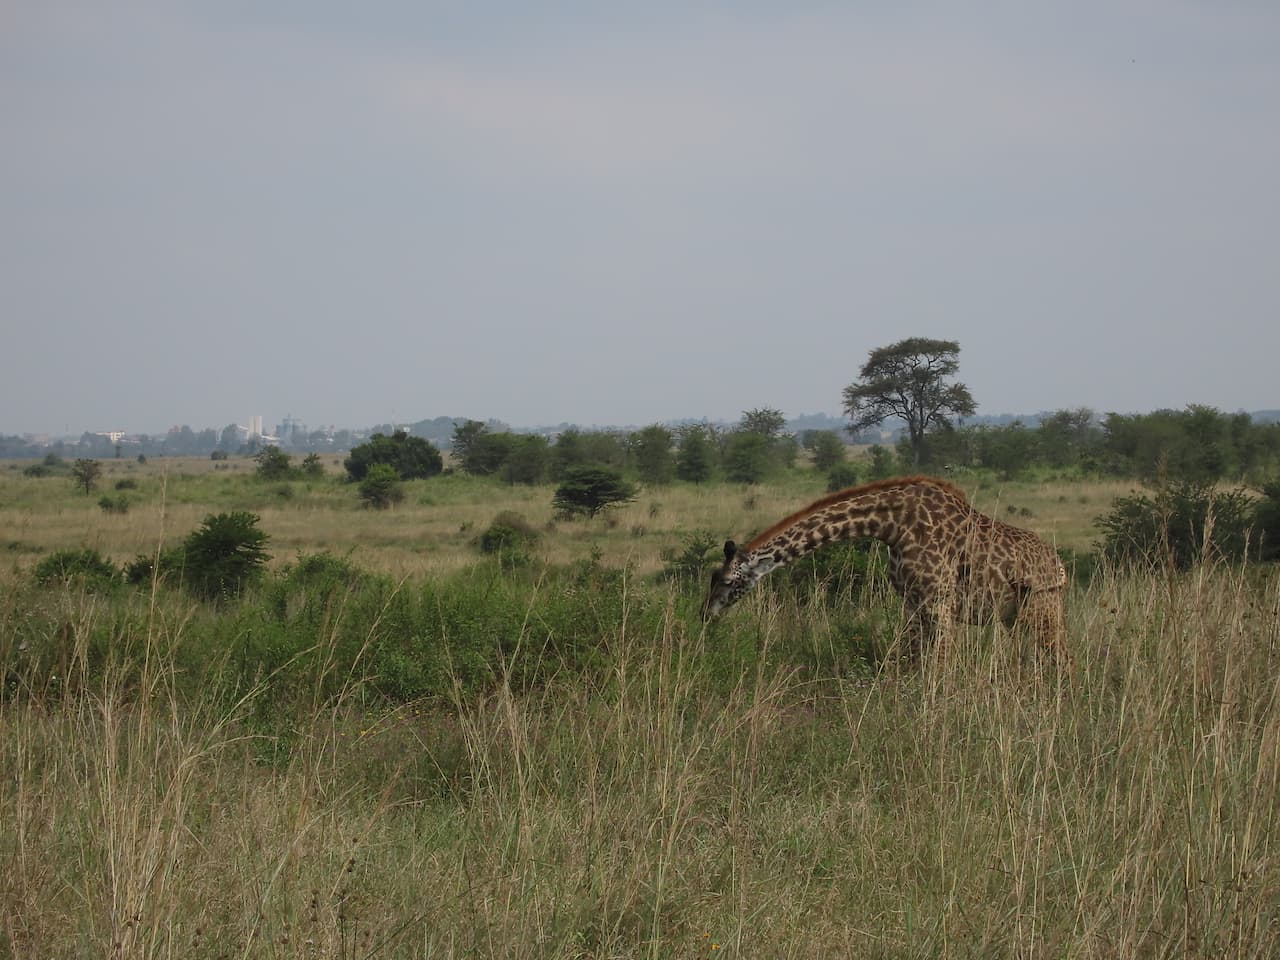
[900,598,938,663]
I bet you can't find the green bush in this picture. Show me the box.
[477,511,540,555]
[345,431,443,481]
[124,549,182,586]
[659,529,720,585]
[1096,480,1258,570]
[358,463,404,509]
[1254,481,1280,563]
[33,549,119,590]
[826,463,861,492]
[98,494,130,515]
[179,512,271,600]
[254,446,296,480]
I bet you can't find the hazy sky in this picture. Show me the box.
[3,2,1278,436]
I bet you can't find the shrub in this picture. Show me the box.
[660,529,720,584]
[179,511,271,600]
[98,495,130,514]
[359,463,404,509]
[345,431,443,481]
[254,446,296,480]
[301,452,325,478]
[827,463,861,492]
[802,430,848,471]
[114,478,138,490]
[477,511,541,555]
[1096,480,1258,570]
[33,549,119,589]
[210,449,229,461]
[867,445,897,480]
[1253,481,1280,563]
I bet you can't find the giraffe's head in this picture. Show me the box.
[702,540,753,621]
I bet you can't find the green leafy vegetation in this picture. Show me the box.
[1095,480,1260,570]
[552,466,638,518]
[32,547,119,589]
[4,451,1280,956]
[344,430,443,481]
[358,462,404,509]
[70,457,102,494]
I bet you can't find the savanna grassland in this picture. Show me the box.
[2,457,1279,958]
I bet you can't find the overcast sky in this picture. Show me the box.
[3,2,1277,436]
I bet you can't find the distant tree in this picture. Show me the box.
[1035,408,1098,469]
[219,423,241,451]
[450,420,488,464]
[740,407,787,438]
[842,337,976,469]
[630,425,675,485]
[675,424,716,484]
[867,444,897,480]
[501,435,551,485]
[301,452,325,478]
[254,446,295,480]
[552,466,637,518]
[71,458,102,495]
[358,463,404,509]
[723,431,774,484]
[551,428,627,478]
[802,430,847,471]
[344,431,443,481]
[463,432,517,476]
[974,422,1035,480]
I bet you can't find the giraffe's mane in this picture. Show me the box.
[744,475,967,551]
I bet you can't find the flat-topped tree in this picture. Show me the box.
[842,337,976,469]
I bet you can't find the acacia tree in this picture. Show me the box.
[842,337,976,469]
[552,466,637,519]
[71,458,102,495]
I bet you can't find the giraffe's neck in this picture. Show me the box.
[735,487,917,587]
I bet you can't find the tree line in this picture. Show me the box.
[900,406,1280,483]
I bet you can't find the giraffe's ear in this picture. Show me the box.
[723,540,738,563]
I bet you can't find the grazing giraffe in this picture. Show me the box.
[703,476,1068,661]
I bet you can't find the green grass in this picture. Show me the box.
[2,460,1279,956]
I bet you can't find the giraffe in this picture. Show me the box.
[703,476,1068,661]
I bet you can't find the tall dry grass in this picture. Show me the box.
[4,552,1279,957]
